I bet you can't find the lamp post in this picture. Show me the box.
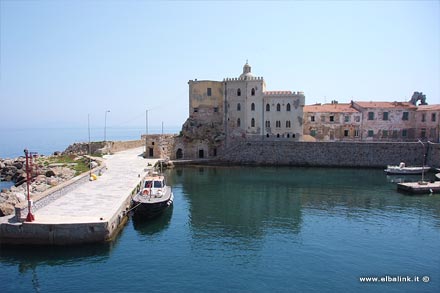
[417,139,427,184]
[104,110,110,142]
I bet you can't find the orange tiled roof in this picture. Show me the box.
[304,103,359,113]
[416,104,440,111]
[354,101,416,109]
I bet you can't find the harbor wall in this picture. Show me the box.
[219,141,440,168]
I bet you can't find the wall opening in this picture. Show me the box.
[176,148,183,159]
[199,149,204,158]
[149,148,154,157]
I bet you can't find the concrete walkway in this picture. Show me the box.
[32,147,157,224]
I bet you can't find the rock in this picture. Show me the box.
[53,151,61,156]
[35,175,46,182]
[3,159,13,166]
[0,162,5,169]
[12,162,23,169]
[46,170,56,177]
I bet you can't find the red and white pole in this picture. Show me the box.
[24,149,35,222]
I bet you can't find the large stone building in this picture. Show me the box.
[171,62,305,159]
[144,65,439,160]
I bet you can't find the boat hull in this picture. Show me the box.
[131,193,173,219]
[384,166,430,175]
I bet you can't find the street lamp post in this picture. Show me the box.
[104,110,110,142]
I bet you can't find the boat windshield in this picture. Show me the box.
[144,180,163,188]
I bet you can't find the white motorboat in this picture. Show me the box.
[384,162,430,175]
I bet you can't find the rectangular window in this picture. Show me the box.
[344,116,350,123]
[382,130,388,137]
[207,88,212,96]
[344,129,349,137]
[421,128,426,138]
[402,129,408,137]
[368,112,374,120]
[383,112,389,120]
[368,130,374,137]
[310,129,316,137]
[355,116,360,123]
[213,107,218,113]
[421,113,426,122]
[329,115,334,122]
[432,113,437,122]
[392,130,398,138]
[354,129,360,137]
[402,112,409,120]
[311,116,315,122]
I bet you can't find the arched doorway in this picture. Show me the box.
[198,149,204,158]
[176,148,183,159]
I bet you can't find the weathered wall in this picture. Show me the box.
[108,140,144,153]
[219,141,440,168]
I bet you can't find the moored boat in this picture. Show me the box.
[131,172,173,219]
[384,162,431,175]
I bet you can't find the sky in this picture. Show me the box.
[1,0,439,132]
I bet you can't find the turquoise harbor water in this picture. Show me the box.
[1,167,439,292]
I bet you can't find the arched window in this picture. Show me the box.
[287,134,290,138]
[276,120,281,128]
[286,103,291,111]
[251,103,255,111]
[237,103,241,111]
[277,103,281,111]
[286,120,291,128]
[265,120,270,127]
[266,104,270,111]
[251,88,255,96]
[277,134,280,138]
[251,118,255,127]
[237,118,241,127]
[237,89,241,96]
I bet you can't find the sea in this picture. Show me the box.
[1,166,439,292]
[0,128,439,292]
[0,126,180,159]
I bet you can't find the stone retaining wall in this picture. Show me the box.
[108,140,144,153]
[220,141,440,168]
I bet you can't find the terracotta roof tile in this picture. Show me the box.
[416,104,440,111]
[304,103,359,113]
[354,101,417,109]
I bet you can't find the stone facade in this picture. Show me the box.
[303,99,440,143]
[415,105,440,142]
[351,101,418,141]
[303,102,362,141]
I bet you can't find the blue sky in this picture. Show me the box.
[1,0,439,132]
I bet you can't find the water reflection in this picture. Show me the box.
[131,206,173,236]
[169,166,440,237]
[0,242,113,268]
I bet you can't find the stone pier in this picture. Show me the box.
[0,147,157,245]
